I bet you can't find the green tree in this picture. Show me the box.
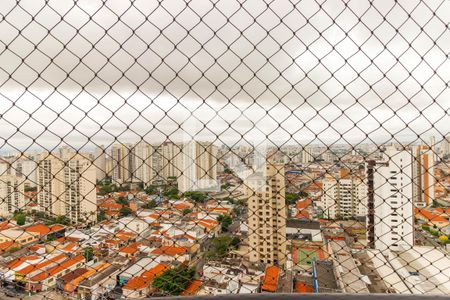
[183,191,207,203]
[152,267,195,296]
[164,187,180,199]
[15,213,26,226]
[285,193,299,205]
[116,196,128,205]
[119,207,132,217]
[83,247,94,262]
[97,210,107,222]
[204,235,240,259]
[145,185,157,195]
[142,200,157,209]
[217,215,232,232]
[182,208,192,215]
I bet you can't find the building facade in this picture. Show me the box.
[413,145,435,208]
[37,154,96,224]
[320,169,368,220]
[0,175,26,217]
[246,164,287,266]
[178,141,218,193]
[367,147,414,251]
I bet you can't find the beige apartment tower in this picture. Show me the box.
[246,163,287,266]
[178,141,218,193]
[413,145,435,208]
[0,175,26,217]
[37,153,97,224]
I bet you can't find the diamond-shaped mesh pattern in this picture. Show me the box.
[0,0,450,298]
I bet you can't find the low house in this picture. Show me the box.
[122,263,169,298]
[151,246,189,264]
[117,258,159,286]
[415,208,450,228]
[286,219,322,242]
[0,229,39,245]
[0,241,19,253]
[261,266,281,293]
[24,223,65,240]
[56,268,89,293]
[26,255,85,292]
[181,280,203,296]
[77,263,122,300]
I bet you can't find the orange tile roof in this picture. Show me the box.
[7,255,40,269]
[181,280,202,296]
[61,243,78,252]
[0,222,14,230]
[49,224,65,232]
[296,199,312,210]
[261,266,280,292]
[296,210,311,220]
[434,207,450,215]
[295,281,313,293]
[29,255,84,282]
[123,263,169,290]
[16,254,67,276]
[24,224,51,236]
[119,243,140,254]
[415,208,448,223]
[99,202,123,210]
[0,241,17,251]
[64,262,111,292]
[151,246,187,256]
[29,244,45,252]
[173,203,190,210]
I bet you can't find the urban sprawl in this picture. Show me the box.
[0,137,449,299]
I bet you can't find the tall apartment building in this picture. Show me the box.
[178,141,218,193]
[320,168,368,219]
[0,175,25,217]
[441,136,450,158]
[94,145,107,182]
[302,146,314,164]
[111,144,132,184]
[133,142,152,184]
[367,147,414,251]
[413,145,435,208]
[149,142,181,185]
[246,164,287,266]
[37,154,97,224]
[12,158,38,188]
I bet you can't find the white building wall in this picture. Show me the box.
[373,147,414,251]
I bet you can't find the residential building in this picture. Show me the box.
[111,144,132,184]
[301,146,313,164]
[133,142,152,185]
[246,163,287,266]
[413,145,435,207]
[37,153,97,224]
[12,158,37,188]
[0,174,26,217]
[178,141,218,193]
[441,136,450,158]
[320,168,368,219]
[95,145,107,182]
[367,147,414,251]
[0,229,39,245]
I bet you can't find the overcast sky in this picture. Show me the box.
[0,0,449,153]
